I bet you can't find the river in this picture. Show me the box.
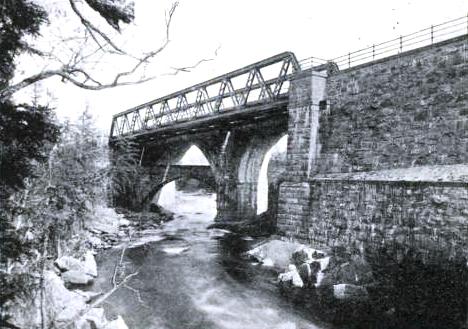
[93,186,332,329]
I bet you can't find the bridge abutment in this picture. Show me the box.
[277,35,468,264]
[277,68,327,237]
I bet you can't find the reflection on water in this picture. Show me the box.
[94,190,329,329]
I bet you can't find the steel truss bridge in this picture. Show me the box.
[109,52,300,141]
[109,15,466,141]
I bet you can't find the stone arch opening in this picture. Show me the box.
[155,178,217,220]
[257,134,288,214]
[236,132,288,218]
[152,144,217,217]
[176,144,210,166]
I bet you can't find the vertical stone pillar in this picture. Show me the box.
[214,130,240,222]
[277,69,327,239]
[285,69,327,179]
[215,176,239,222]
[236,181,258,219]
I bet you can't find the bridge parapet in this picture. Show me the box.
[110,52,300,140]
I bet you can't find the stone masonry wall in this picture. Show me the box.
[300,179,468,262]
[277,36,468,263]
[277,182,311,236]
[318,36,468,173]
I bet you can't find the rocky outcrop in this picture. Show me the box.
[247,239,376,305]
[7,271,87,328]
[55,251,98,286]
[7,204,170,329]
[9,264,130,329]
[247,239,302,269]
[247,239,331,288]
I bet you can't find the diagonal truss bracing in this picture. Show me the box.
[110,52,300,139]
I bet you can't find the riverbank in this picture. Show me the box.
[9,192,465,329]
[88,191,333,329]
[6,204,172,329]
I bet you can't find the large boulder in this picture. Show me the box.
[47,272,87,326]
[75,307,108,329]
[8,271,87,328]
[278,264,304,288]
[55,256,84,272]
[62,270,94,285]
[56,251,97,285]
[87,206,121,234]
[247,240,303,268]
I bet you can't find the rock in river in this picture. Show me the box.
[62,270,94,285]
[278,264,304,288]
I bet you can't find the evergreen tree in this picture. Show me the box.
[0,0,48,90]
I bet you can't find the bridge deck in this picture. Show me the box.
[109,52,299,141]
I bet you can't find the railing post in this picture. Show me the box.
[431,25,434,44]
[348,52,351,68]
[400,35,403,53]
[372,44,375,60]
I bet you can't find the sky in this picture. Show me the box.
[14,0,468,133]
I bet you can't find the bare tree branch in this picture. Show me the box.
[68,0,128,55]
[123,283,149,308]
[0,1,217,101]
[167,58,215,75]
[111,2,179,84]
[1,69,66,99]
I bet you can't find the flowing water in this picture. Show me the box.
[93,186,332,329]
[93,183,467,329]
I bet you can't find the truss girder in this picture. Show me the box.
[110,52,300,139]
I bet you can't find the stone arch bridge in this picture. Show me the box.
[110,33,468,262]
[110,52,297,220]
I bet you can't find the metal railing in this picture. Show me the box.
[110,52,300,139]
[300,15,468,70]
[110,15,467,140]
[298,56,329,70]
